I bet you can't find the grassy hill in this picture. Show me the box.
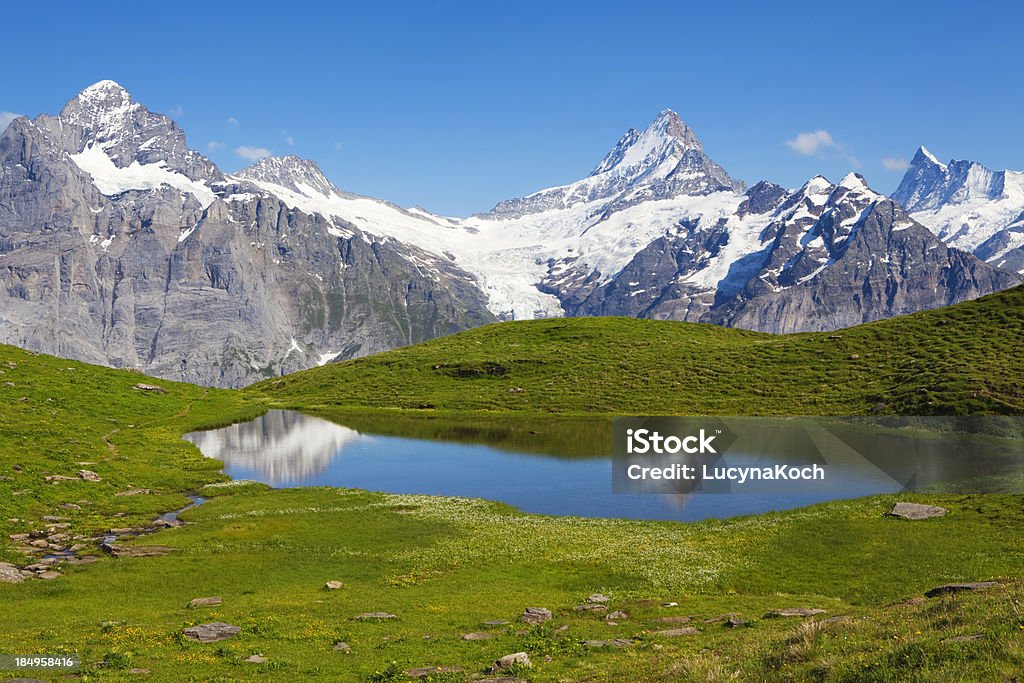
[0,337,1022,681]
[0,293,1023,680]
[252,286,1024,416]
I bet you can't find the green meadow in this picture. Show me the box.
[1,287,1022,681]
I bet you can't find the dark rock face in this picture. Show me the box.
[0,83,495,387]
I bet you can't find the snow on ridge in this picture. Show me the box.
[905,167,1024,252]
[70,144,215,208]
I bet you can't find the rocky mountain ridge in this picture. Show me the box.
[0,81,1017,386]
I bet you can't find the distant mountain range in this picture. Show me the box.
[0,81,1018,386]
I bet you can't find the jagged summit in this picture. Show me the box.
[76,79,131,100]
[235,155,336,197]
[893,147,1024,263]
[589,109,702,177]
[914,145,946,169]
[487,109,744,219]
[838,172,872,192]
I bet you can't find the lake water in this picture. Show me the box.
[183,411,1024,522]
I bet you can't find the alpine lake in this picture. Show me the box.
[184,410,1024,522]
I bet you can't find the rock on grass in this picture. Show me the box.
[182,622,240,643]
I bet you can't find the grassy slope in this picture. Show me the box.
[252,286,1024,416]
[0,292,1022,681]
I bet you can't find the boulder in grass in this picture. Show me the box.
[324,580,343,590]
[407,666,464,679]
[189,596,223,608]
[764,608,827,618]
[925,582,998,598]
[653,627,701,636]
[0,563,25,583]
[888,502,947,520]
[354,612,396,621]
[493,652,531,671]
[520,607,551,624]
[182,622,240,643]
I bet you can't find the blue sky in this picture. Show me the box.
[1,1,1021,215]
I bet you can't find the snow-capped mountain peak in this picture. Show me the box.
[60,80,141,152]
[46,79,222,207]
[75,79,132,104]
[916,145,946,170]
[588,109,701,177]
[487,109,744,220]
[838,172,870,191]
[893,148,1024,269]
[589,109,702,179]
[235,155,337,198]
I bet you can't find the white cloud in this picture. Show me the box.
[227,116,239,126]
[284,133,295,146]
[334,142,343,151]
[235,145,272,161]
[0,111,21,133]
[786,130,838,156]
[207,141,225,151]
[881,157,910,172]
[169,104,184,118]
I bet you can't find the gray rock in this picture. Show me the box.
[0,562,25,583]
[181,622,240,643]
[583,638,633,648]
[353,612,397,621]
[653,627,701,636]
[102,544,175,558]
[462,631,493,641]
[521,607,551,624]
[132,383,166,394]
[115,488,151,496]
[925,582,998,598]
[324,580,343,590]
[888,502,948,520]
[407,666,464,678]
[586,593,610,603]
[575,604,607,612]
[605,610,629,621]
[189,596,223,608]
[765,608,827,618]
[493,652,531,670]
[243,655,267,664]
[332,641,351,653]
[36,570,62,580]
[76,470,102,482]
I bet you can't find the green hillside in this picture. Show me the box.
[253,286,1024,416]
